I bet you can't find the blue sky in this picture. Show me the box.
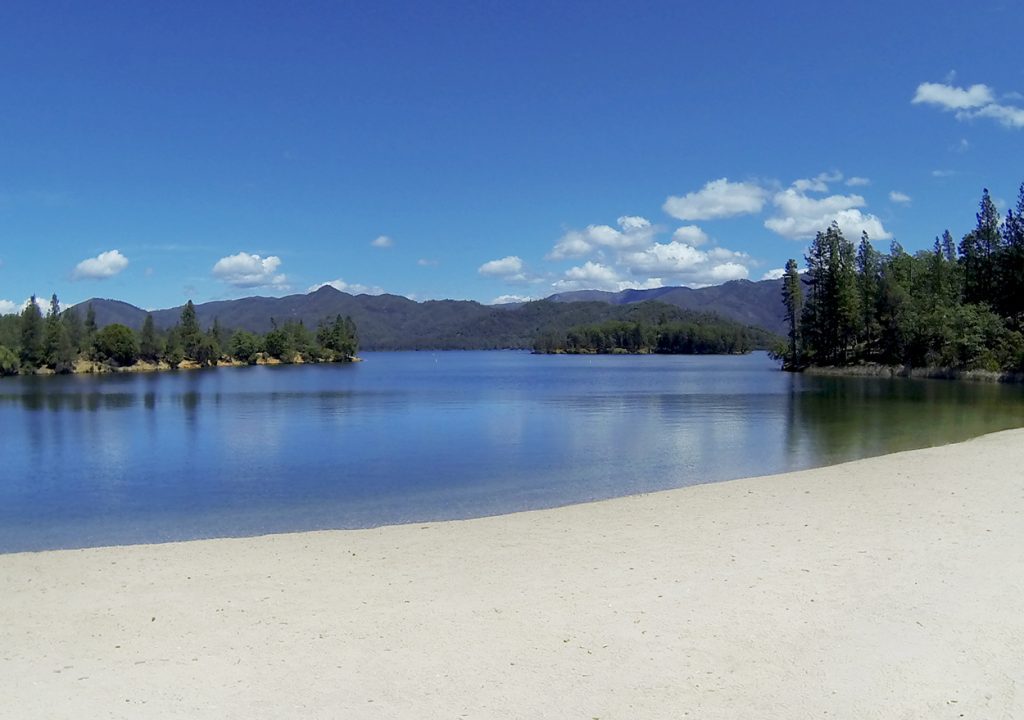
[2,0,1023,314]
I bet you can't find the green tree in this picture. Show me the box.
[62,307,84,355]
[43,294,75,373]
[179,300,202,360]
[854,234,881,358]
[1001,184,1024,322]
[0,345,19,376]
[139,314,161,362]
[230,330,263,364]
[781,259,802,366]
[94,324,140,366]
[19,296,44,370]
[163,326,184,368]
[84,303,98,358]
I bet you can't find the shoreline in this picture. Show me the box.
[800,362,1024,383]
[3,430,1022,717]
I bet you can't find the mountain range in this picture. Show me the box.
[72,278,787,351]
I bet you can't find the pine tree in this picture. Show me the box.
[19,296,44,370]
[855,234,881,357]
[139,314,161,362]
[43,294,74,372]
[179,300,202,360]
[1001,183,1024,322]
[781,259,802,366]
[84,303,98,358]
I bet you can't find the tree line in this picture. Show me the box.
[533,316,773,355]
[0,298,358,377]
[777,184,1024,373]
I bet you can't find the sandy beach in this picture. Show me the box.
[2,430,1022,719]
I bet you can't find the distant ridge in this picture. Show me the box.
[546,279,786,335]
[72,279,786,350]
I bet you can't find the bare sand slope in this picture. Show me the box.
[2,430,1023,719]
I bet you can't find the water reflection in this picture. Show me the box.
[0,353,1022,553]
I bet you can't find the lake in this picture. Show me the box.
[2,351,1023,553]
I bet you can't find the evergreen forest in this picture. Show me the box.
[776,185,1024,374]
[0,298,358,377]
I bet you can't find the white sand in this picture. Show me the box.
[3,430,1023,719]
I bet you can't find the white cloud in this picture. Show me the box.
[306,279,385,295]
[705,262,749,283]
[619,239,750,287]
[671,225,709,246]
[417,258,439,267]
[889,191,912,204]
[621,241,707,274]
[552,261,663,292]
[0,297,47,315]
[971,102,1024,128]
[72,249,129,280]
[845,176,871,187]
[932,169,956,178]
[548,216,656,259]
[914,81,1024,129]
[764,184,891,241]
[792,171,842,193]
[912,82,994,110]
[490,294,537,305]
[371,235,394,248]
[761,268,785,281]
[478,255,524,276]
[663,178,768,221]
[212,252,287,288]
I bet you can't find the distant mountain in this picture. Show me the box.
[72,283,782,351]
[546,279,787,336]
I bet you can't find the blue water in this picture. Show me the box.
[2,351,1023,552]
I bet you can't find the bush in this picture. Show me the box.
[94,324,140,367]
[0,345,19,376]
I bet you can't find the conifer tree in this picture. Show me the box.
[781,259,802,366]
[19,296,44,369]
[139,314,161,362]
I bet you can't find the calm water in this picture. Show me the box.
[2,351,1023,553]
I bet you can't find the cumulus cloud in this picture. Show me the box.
[551,261,662,293]
[490,294,538,305]
[545,210,754,291]
[761,268,785,281]
[845,176,871,187]
[913,81,1024,129]
[72,249,129,280]
[478,255,524,276]
[889,191,912,204]
[912,82,994,110]
[764,183,891,241]
[0,299,18,315]
[620,241,706,274]
[671,225,709,246]
[306,279,385,296]
[212,252,287,288]
[371,235,394,248]
[618,240,750,286]
[548,216,656,259]
[792,171,843,193]
[972,102,1024,128]
[663,178,768,221]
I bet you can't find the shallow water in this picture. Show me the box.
[2,351,1022,552]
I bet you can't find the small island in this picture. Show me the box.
[532,315,775,355]
[0,299,358,377]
